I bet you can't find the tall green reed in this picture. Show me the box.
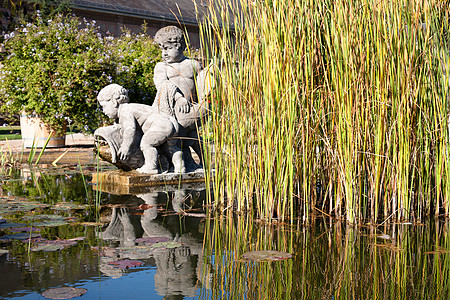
[199,0,450,223]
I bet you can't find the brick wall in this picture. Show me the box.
[71,8,200,48]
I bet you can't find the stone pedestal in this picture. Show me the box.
[92,169,209,194]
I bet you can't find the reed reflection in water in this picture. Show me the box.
[199,216,450,299]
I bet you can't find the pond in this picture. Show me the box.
[0,163,449,299]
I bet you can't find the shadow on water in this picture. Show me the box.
[0,165,449,299]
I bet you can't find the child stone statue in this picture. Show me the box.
[96,84,185,174]
[94,27,214,174]
[153,26,209,170]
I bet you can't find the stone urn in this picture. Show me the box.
[20,114,66,148]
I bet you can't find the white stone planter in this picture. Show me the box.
[19,114,66,148]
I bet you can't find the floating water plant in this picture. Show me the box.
[150,241,183,249]
[135,237,171,244]
[0,232,41,241]
[241,250,292,262]
[41,287,87,300]
[0,196,49,215]
[26,237,85,252]
[108,259,144,269]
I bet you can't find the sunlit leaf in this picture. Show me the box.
[41,287,87,299]
[241,250,292,261]
[377,234,391,240]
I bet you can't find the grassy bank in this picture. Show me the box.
[0,126,21,140]
[199,0,450,223]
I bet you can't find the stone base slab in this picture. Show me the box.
[91,169,209,194]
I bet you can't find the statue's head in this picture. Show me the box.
[97,84,129,120]
[154,26,186,63]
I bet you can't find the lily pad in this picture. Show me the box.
[241,250,292,262]
[32,244,66,252]
[29,237,85,252]
[24,214,77,227]
[41,287,87,299]
[23,214,68,221]
[0,199,49,215]
[115,245,153,259]
[91,246,117,258]
[0,232,41,241]
[9,227,40,232]
[150,241,183,249]
[135,237,171,244]
[108,259,144,269]
[33,220,70,227]
[0,222,23,229]
[51,202,88,211]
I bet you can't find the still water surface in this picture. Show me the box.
[0,165,449,299]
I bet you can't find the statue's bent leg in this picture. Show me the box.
[166,138,185,173]
[137,129,169,174]
[136,146,159,174]
[137,120,180,174]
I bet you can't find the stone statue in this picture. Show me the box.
[95,26,213,174]
[95,84,184,174]
[152,26,210,171]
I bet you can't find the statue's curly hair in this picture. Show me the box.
[98,84,129,104]
[154,26,186,50]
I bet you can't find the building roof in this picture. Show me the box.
[70,0,210,26]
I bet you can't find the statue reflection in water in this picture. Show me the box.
[98,189,211,298]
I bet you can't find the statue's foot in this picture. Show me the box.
[173,166,186,174]
[136,165,159,174]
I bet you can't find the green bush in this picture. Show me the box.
[0,14,162,132]
[0,13,114,133]
[107,27,161,104]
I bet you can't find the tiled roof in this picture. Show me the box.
[70,0,210,26]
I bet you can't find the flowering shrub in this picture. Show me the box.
[0,13,114,132]
[0,14,163,132]
[107,28,160,104]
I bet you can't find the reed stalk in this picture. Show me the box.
[199,0,450,223]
